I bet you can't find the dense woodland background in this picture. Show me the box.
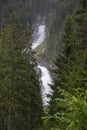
[0,0,87,130]
[0,0,56,28]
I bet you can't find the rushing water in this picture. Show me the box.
[32,25,46,50]
[32,24,53,106]
[38,65,53,106]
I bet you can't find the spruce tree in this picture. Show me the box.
[75,0,87,50]
[49,15,77,115]
[0,12,43,130]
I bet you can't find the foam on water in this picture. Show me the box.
[38,65,53,106]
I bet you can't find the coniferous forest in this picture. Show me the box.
[0,0,87,130]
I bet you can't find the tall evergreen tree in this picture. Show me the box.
[75,0,87,50]
[49,15,77,115]
[0,12,43,130]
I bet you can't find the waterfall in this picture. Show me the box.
[32,25,46,50]
[38,65,53,106]
[32,24,53,106]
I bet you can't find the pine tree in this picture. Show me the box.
[0,12,43,130]
[75,0,87,50]
[49,15,77,115]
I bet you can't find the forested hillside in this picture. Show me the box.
[42,0,87,129]
[45,0,80,60]
[0,0,56,28]
[0,0,87,130]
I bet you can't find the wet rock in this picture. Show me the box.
[34,66,41,77]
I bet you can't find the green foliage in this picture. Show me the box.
[44,87,87,130]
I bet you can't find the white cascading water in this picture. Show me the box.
[32,24,53,106]
[32,25,46,50]
[38,65,53,106]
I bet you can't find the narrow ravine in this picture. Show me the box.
[32,24,53,106]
